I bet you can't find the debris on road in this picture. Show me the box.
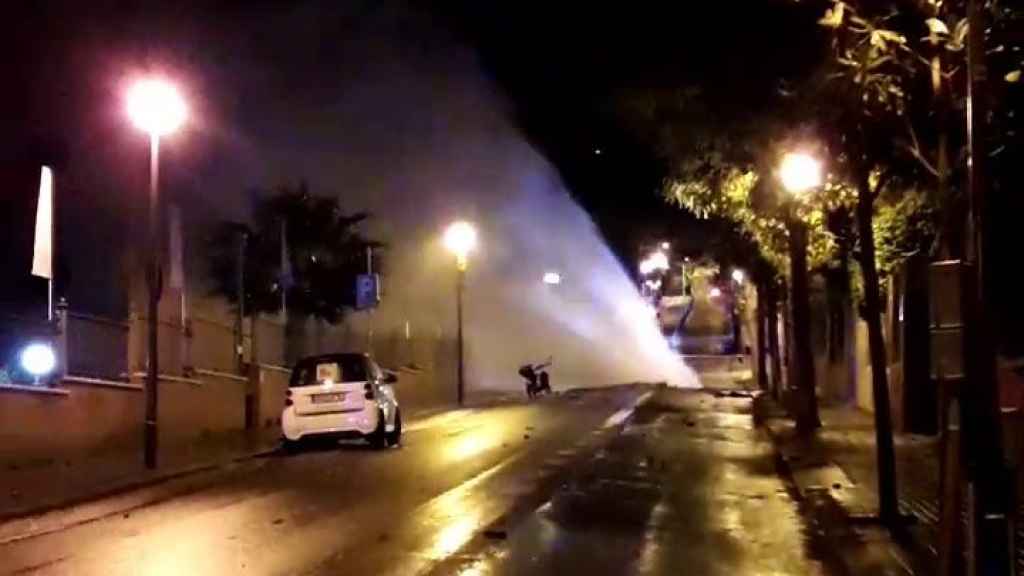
[483,528,508,540]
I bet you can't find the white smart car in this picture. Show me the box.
[282,353,402,450]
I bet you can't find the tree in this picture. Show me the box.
[626,88,849,430]
[207,183,378,324]
[815,0,1021,532]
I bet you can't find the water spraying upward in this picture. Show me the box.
[451,164,700,391]
[195,5,701,391]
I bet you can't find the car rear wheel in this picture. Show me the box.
[368,409,388,449]
[386,409,402,447]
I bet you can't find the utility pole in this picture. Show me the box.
[442,221,476,407]
[236,229,247,374]
[125,76,187,470]
[456,265,465,406]
[962,1,1011,572]
[145,133,161,470]
[366,246,375,353]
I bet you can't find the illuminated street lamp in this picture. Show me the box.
[126,76,188,469]
[444,221,477,405]
[779,152,823,197]
[443,221,477,272]
[638,250,669,275]
[20,342,57,384]
[779,150,822,432]
[731,269,745,284]
[542,271,562,286]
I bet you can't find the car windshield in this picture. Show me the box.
[291,355,367,386]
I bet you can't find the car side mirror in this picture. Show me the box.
[383,371,398,384]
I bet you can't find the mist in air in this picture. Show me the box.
[361,138,700,392]
[187,3,700,391]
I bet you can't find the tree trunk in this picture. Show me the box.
[767,285,783,400]
[788,218,821,433]
[756,282,769,392]
[855,171,899,524]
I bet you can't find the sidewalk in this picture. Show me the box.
[757,396,944,573]
[0,428,282,543]
[0,400,468,545]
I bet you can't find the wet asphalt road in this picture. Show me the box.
[1,383,839,575]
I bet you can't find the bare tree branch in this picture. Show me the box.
[872,168,897,201]
[900,116,940,177]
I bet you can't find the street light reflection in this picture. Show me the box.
[431,515,478,559]
[446,427,501,463]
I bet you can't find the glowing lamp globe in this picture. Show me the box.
[542,271,562,285]
[21,343,57,377]
[444,221,477,269]
[779,152,823,195]
[126,78,187,136]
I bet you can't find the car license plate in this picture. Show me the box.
[313,393,344,404]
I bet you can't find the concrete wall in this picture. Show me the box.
[256,365,290,429]
[0,371,254,467]
[154,374,248,446]
[2,283,460,470]
[0,384,141,465]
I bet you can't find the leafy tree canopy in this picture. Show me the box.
[207,183,379,323]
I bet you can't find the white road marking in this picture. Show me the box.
[602,391,653,429]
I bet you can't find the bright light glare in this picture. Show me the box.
[638,251,670,275]
[126,78,187,136]
[709,287,723,299]
[731,269,745,284]
[443,221,478,260]
[660,241,670,250]
[619,300,657,322]
[20,343,57,376]
[542,271,562,285]
[779,152,822,195]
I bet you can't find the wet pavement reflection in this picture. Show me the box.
[431,387,840,575]
[0,384,845,575]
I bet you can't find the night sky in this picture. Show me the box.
[431,1,826,254]
[1,1,826,317]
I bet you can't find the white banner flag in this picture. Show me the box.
[31,166,53,279]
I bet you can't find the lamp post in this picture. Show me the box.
[779,151,822,433]
[962,1,1010,569]
[126,77,187,469]
[444,221,477,406]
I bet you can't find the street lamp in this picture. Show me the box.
[779,152,823,196]
[779,150,822,433]
[20,342,57,384]
[126,77,187,469]
[638,250,669,276]
[443,221,477,406]
[731,269,745,284]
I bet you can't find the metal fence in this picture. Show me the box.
[66,312,129,380]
